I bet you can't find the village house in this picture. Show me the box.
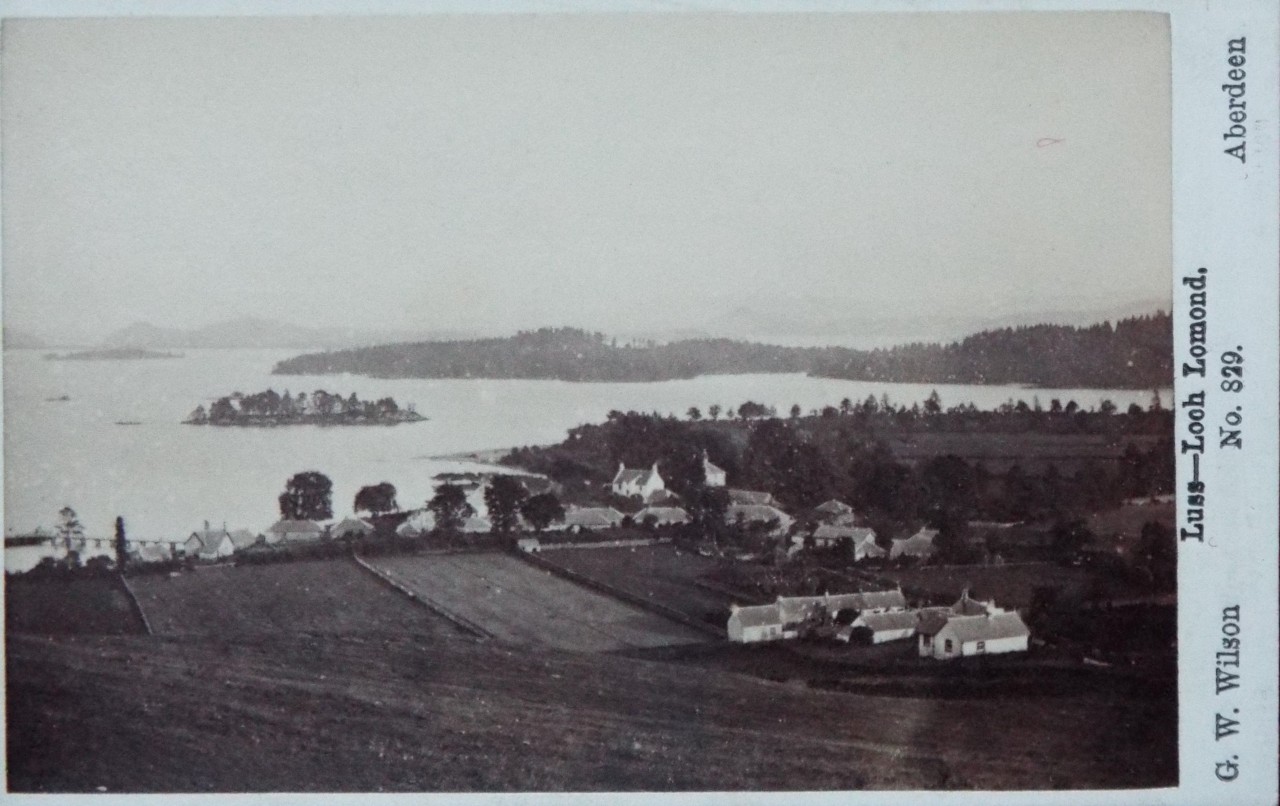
[396,509,437,537]
[227,529,260,550]
[726,503,794,536]
[918,611,1031,659]
[634,506,689,527]
[702,451,727,487]
[560,506,626,531]
[266,519,326,543]
[809,524,884,561]
[184,523,235,560]
[890,527,938,560]
[726,602,785,643]
[840,609,921,644]
[813,499,856,525]
[728,489,778,507]
[134,542,178,564]
[611,462,665,500]
[331,517,374,539]
[728,589,908,643]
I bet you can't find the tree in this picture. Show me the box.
[708,404,721,421]
[789,403,802,419]
[521,493,565,532]
[840,397,853,416]
[354,482,399,516]
[738,400,770,419]
[1098,399,1117,415]
[278,471,334,520]
[114,516,127,573]
[57,506,84,551]
[484,476,528,533]
[686,406,702,421]
[428,483,474,533]
[688,486,730,543]
[924,390,942,415]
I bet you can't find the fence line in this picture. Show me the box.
[350,554,492,640]
[117,573,153,636]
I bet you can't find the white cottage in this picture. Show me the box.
[842,609,921,644]
[611,463,665,500]
[727,602,785,643]
[918,612,1030,659]
[702,451,727,488]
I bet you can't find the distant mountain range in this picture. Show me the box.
[93,318,482,351]
[273,314,1173,389]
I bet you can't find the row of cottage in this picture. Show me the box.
[726,587,1031,660]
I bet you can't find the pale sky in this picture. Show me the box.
[2,12,1171,343]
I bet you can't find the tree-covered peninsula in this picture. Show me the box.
[271,314,1172,389]
[185,389,424,426]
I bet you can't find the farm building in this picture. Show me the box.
[185,525,235,560]
[266,519,326,543]
[226,529,260,550]
[729,589,908,643]
[517,537,542,553]
[611,462,665,500]
[841,609,921,644]
[813,499,856,524]
[890,527,938,560]
[134,542,176,564]
[726,602,785,643]
[560,506,626,531]
[702,451,727,487]
[396,509,437,537]
[918,611,1031,660]
[810,525,883,560]
[726,504,794,536]
[634,506,689,526]
[728,489,778,506]
[331,517,374,539]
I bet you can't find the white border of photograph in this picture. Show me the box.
[0,1,1275,805]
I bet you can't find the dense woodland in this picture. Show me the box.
[273,314,1172,389]
[500,402,1175,558]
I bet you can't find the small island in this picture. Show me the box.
[46,348,183,361]
[185,389,425,426]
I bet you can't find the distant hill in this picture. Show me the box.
[46,348,182,361]
[2,327,48,350]
[273,314,1172,389]
[100,317,479,350]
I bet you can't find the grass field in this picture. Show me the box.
[540,544,731,627]
[1087,502,1175,548]
[6,631,1176,792]
[880,431,1165,473]
[365,552,707,652]
[5,576,144,636]
[127,559,452,637]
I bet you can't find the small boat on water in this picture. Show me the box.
[114,420,142,426]
[45,395,71,402]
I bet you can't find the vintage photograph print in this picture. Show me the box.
[3,11,1177,793]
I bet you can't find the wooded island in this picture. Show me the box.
[185,389,424,426]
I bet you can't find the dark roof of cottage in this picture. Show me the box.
[939,612,1030,644]
[916,607,954,636]
[814,499,853,516]
[267,519,324,535]
[857,610,922,632]
[813,524,876,542]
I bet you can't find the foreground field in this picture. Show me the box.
[7,631,1176,792]
[365,552,706,651]
[541,544,731,627]
[127,559,453,637]
[5,576,143,636]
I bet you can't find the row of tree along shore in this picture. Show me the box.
[270,314,1172,389]
[185,388,423,426]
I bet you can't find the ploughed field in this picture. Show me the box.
[126,559,453,637]
[6,631,1176,792]
[364,552,707,651]
[539,544,733,627]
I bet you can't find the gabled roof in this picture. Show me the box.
[188,530,232,558]
[891,528,938,558]
[729,603,782,629]
[726,504,792,525]
[396,509,436,536]
[702,452,726,477]
[635,506,688,525]
[563,507,625,529]
[916,607,954,636]
[331,517,374,537]
[613,463,661,490]
[267,519,324,535]
[776,590,906,623]
[813,524,876,542]
[226,529,259,549]
[814,499,853,517]
[938,612,1031,644]
[951,589,995,616]
[728,489,776,506]
[857,610,922,633]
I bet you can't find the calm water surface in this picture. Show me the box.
[4,348,1168,554]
